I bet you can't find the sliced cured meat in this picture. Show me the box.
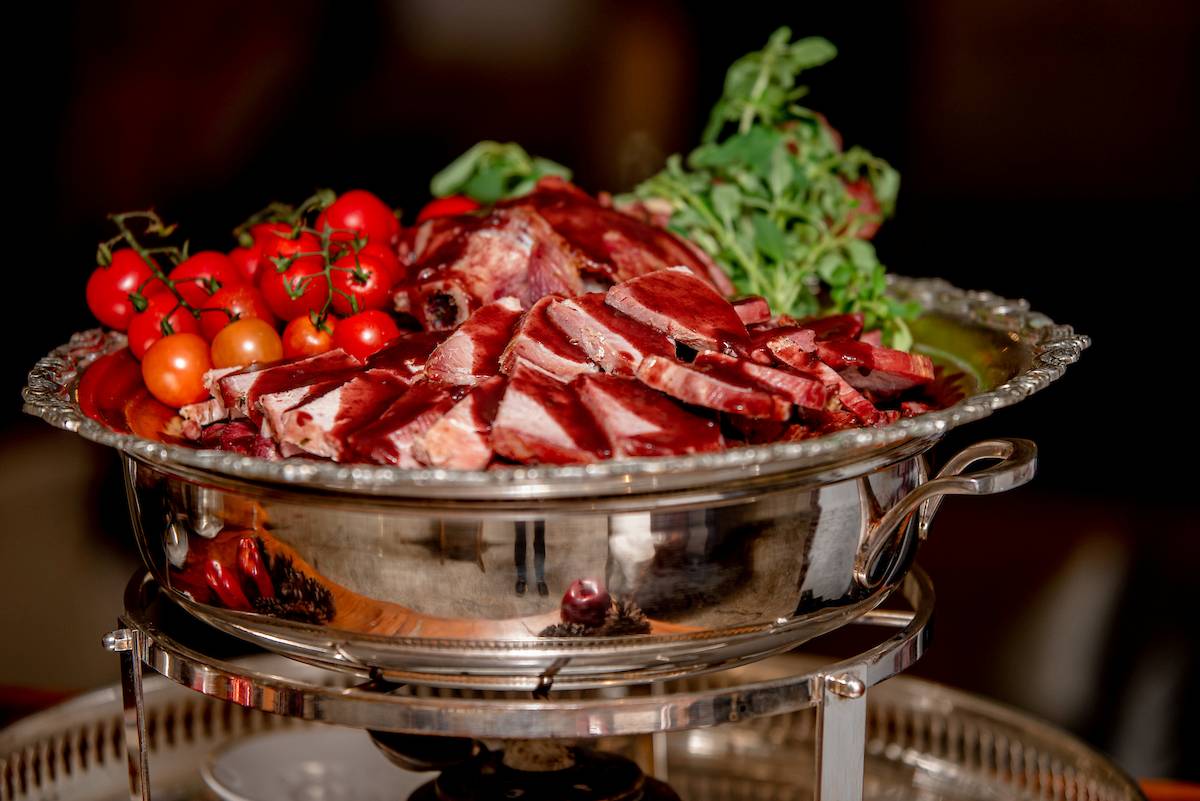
[499,296,596,381]
[347,381,466,466]
[731,296,771,326]
[424,297,524,385]
[693,352,828,410]
[258,377,353,439]
[606,266,750,354]
[403,208,585,330]
[365,330,450,380]
[635,355,791,421]
[544,292,673,376]
[573,373,722,458]
[505,177,734,293]
[768,344,880,425]
[815,338,935,394]
[198,421,278,460]
[491,362,611,464]
[800,312,864,340]
[216,350,361,423]
[277,374,409,460]
[412,376,507,469]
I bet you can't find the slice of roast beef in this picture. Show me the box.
[606,266,750,354]
[423,297,524,385]
[412,375,507,469]
[365,330,450,380]
[499,296,596,381]
[258,376,353,439]
[731,296,772,326]
[347,381,467,466]
[491,362,611,464]
[198,421,279,460]
[216,350,362,423]
[693,352,828,410]
[277,374,410,461]
[747,326,816,365]
[800,312,865,340]
[573,373,722,458]
[815,338,935,394]
[544,292,674,376]
[403,208,586,330]
[635,355,791,421]
[181,366,242,425]
[767,343,880,424]
[506,177,734,293]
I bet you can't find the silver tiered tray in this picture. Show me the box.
[21,276,1087,688]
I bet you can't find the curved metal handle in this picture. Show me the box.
[854,438,1037,589]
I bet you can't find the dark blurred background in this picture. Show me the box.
[3,0,1198,781]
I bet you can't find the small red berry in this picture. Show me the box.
[560,578,611,628]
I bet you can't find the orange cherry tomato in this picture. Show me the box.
[282,315,337,359]
[210,318,284,369]
[141,333,213,408]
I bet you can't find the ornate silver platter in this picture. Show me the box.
[23,276,1088,500]
[21,276,1087,688]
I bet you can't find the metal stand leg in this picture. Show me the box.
[103,627,151,801]
[814,672,867,801]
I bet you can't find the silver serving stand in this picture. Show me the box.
[100,567,934,801]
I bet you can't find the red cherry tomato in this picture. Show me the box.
[228,246,265,284]
[210,318,283,369]
[127,293,202,360]
[332,310,400,360]
[259,259,329,322]
[86,250,164,331]
[167,251,241,307]
[315,190,399,245]
[330,253,392,315]
[141,333,212,407]
[248,222,293,250]
[416,195,481,223]
[257,227,322,265]
[197,284,277,341]
[357,241,403,286]
[282,315,337,359]
[842,178,881,240]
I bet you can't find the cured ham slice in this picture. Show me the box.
[544,293,674,376]
[412,376,508,469]
[635,355,791,421]
[491,363,611,464]
[606,266,750,354]
[424,297,524,385]
[499,296,596,381]
[574,374,722,458]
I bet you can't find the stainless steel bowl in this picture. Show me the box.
[23,276,1087,688]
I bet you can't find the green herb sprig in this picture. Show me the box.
[430,141,572,205]
[632,28,917,349]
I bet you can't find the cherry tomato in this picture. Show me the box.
[416,195,481,223]
[259,259,329,322]
[842,178,881,240]
[127,292,202,360]
[315,190,399,245]
[166,251,240,307]
[141,333,212,407]
[332,310,401,360]
[257,227,322,266]
[210,318,283,369]
[86,250,164,331]
[228,246,265,284]
[248,222,294,250]
[282,315,337,359]
[330,252,391,315]
[357,241,403,286]
[197,284,277,341]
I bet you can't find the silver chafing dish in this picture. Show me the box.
[22,276,1088,690]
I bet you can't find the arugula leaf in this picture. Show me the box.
[633,27,916,348]
[431,141,571,204]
